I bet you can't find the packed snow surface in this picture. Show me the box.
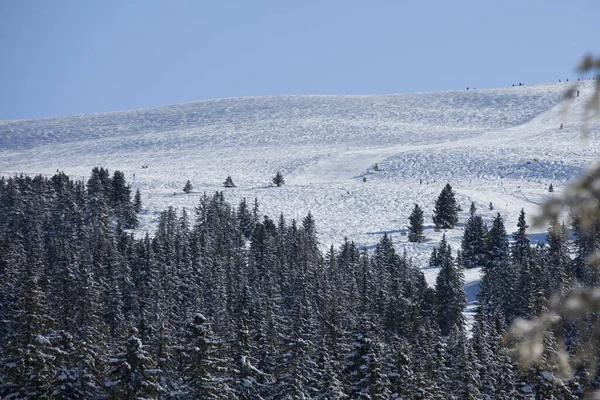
[2,82,600,317]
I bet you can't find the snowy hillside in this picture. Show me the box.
[2,81,599,317]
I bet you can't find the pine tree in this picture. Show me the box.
[315,340,348,399]
[411,323,446,398]
[183,180,193,194]
[548,183,554,192]
[110,170,130,211]
[390,336,415,398]
[176,313,227,399]
[272,171,285,187]
[223,176,236,188]
[106,327,164,399]
[460,212,488,269]
[512,209,537,319]
[478,213,512,319]
[469,201,477,216]
[512,209,532,264]
[408,203,425,243]
[0,240,56,399]
[343,323,392,399]
[230,313,273,399]
[434,235,466,335]
[544,220,572,297]
[134,188,142,213]
[571,215,600,287]
[432,183,459,230]
[54,256,108,399]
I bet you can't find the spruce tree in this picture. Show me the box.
[183,180,193,194]
[460,212,488,269]
[223,175,236,188]
[434,235,466,335]
[432,183,459,230]
[408,203,425,243]
[0,234,55,399]
[511,209,537,319]
[110,170,130,211]
[343,323,392,399]
[272,171,285,187]
[571,215,600,287]
[235,198,253,240]
[469,201,477,216]
[479,213,512,318]
[177,313,228,399]
[544,220,571,297]
[106,327,164,399]
[134,188,142,213]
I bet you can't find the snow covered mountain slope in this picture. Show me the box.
[2,82,600,310]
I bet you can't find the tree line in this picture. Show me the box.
[0,169,597,398]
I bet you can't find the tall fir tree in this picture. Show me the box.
[176,313,229,399]
[434,235,467,336]
[511,209,538,319]
[408,203,425,243]
[432,183,459,230]
[479,213,513,320]
[106,327,164,400]
[460,212,488,269]
[544,220,572,298]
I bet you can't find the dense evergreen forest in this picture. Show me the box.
[1,168,599,399]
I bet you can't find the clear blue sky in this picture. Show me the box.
[1,0,598,120]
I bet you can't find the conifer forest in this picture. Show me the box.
[2,167,598,399]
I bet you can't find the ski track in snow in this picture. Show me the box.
[2,81,600,319]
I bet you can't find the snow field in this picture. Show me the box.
[2,81,600,318]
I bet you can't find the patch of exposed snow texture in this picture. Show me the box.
[541,371,554,381]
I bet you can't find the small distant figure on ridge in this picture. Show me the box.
[559,123,563,129]
[577,90,580,97]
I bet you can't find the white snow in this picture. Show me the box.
[35,334,51,345]
[3,81,600,316]
[541,371,554,381]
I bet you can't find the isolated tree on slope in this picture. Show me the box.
[223,176,236,188]
[408,203,425,243]
[183,180,193,194]
[432,183,459,230]
[272,171,285,187]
